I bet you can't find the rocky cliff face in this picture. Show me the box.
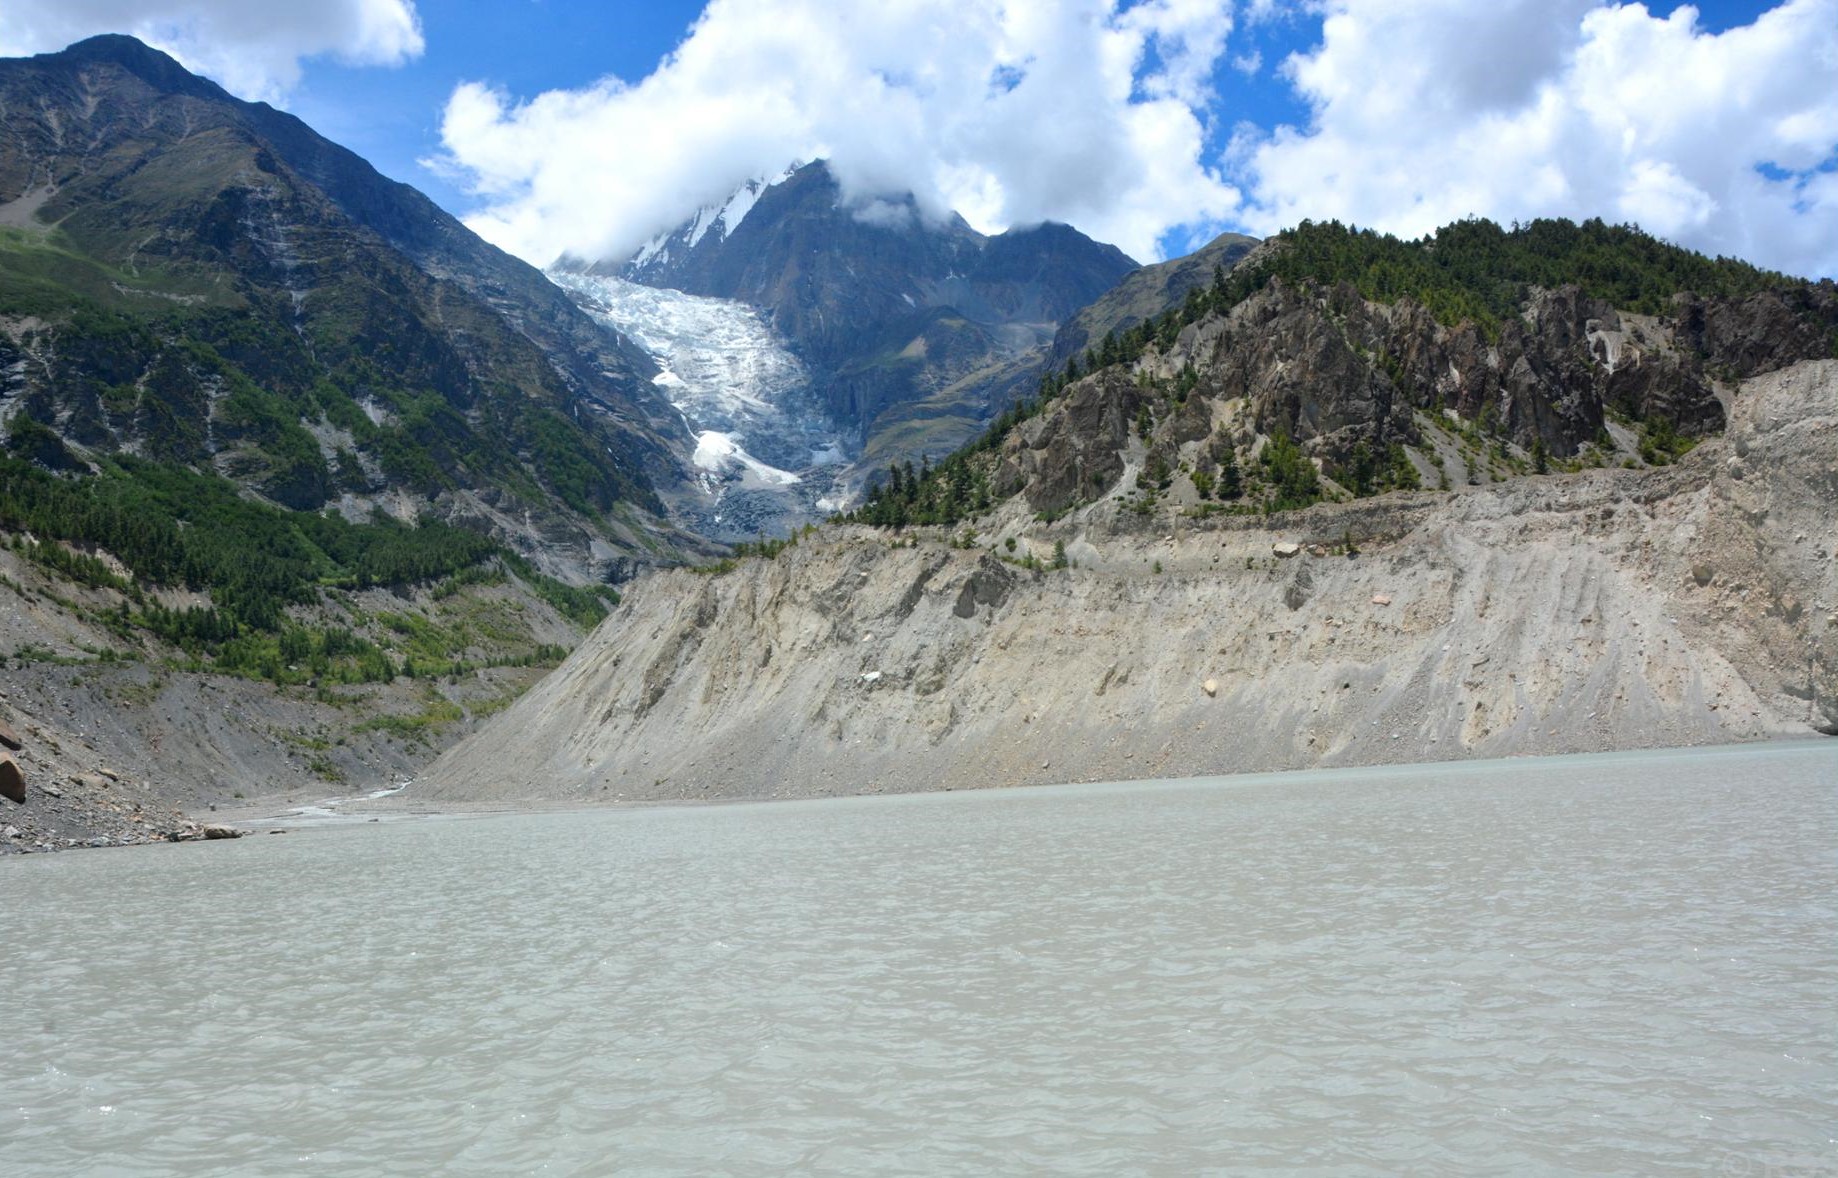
[418,361,1835,805]
[994,274,1837,520]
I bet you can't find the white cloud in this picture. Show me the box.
[1237,0,1838,278]
[436,0,1243,267]
[0,0,423,102]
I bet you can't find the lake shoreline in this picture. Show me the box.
[208,733,1835,835]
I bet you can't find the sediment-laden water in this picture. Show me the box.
[3,742,1833,1175]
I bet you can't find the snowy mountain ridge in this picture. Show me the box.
[624,164,800,279]
[586,160,1139,483]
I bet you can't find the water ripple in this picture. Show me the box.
[2,743,1833,1175]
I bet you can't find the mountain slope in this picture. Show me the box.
[579,161,1138,479]
[0,35,696,577]
[848,218,1837,526]
[1047,230,1260,370]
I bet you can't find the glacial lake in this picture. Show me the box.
[3,742,1834,1176]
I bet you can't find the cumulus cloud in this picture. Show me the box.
[435,0,1242,266]
[0,0,424,102]
[1236,0,1838,278]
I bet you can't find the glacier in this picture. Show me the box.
[551,271,853,538]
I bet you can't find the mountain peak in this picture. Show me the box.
[609,162,806,274]
[589,154,1139,482]
[41,34,228,102]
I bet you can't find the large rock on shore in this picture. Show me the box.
[0,754,23,805]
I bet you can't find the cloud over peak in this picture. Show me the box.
[436,0,1243,267]
[0,0,423,102]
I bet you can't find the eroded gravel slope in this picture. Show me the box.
[420,363,1835,805]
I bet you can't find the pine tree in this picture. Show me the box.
[1218,446,1242,499]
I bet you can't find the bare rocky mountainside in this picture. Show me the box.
[1045,230,1259,372]
[421,358,1835,805]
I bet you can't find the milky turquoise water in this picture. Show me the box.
[3,742,1834,1175]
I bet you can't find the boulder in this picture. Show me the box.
[0,754,24,805]
[0,718,20,751]
[1371,594,1393,606]
[953,554,1019,618]
[1284,565,1315,611]
[200,823,244,840]
[1273,541,1302,558]
[1202,679,1218,697]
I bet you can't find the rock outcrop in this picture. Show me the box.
[989,272,1835,520]
[1047,231,1260,370]
[418,362,1835,805]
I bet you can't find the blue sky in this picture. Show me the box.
[2,1,1833,274]
[288,3,715,215]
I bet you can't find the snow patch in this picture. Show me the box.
[631,233,669,268]
[684,203,720,249]
[553,272,803,422]
[641,165,797,263]
[550,263,857,532]
[694,430,802,486]
[716,180,765,240]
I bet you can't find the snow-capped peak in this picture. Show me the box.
[627,163,801,270]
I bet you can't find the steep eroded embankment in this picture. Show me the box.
[424,362,1836,804]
